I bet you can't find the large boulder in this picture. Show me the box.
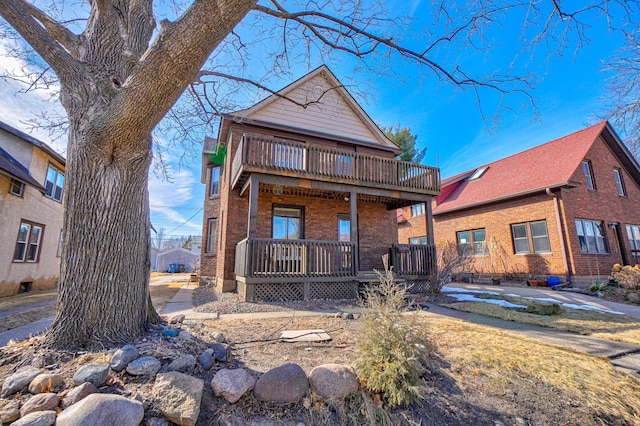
[211,368,256,403]
[309,364,359,399]
[20,392,60,417]
[11,410,56,426]
[110,345,140,372]
[1,366,41,397]
[73,363,110,387]
[56,394,144,426]
[152,372,204,426]
[525,302,560,316]
[254,363,309,404]
[0,400,20,424]
[29,373,65,394]
[61,382,100,409]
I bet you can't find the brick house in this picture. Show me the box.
[200,66,441,301]
[0,121,65,296]
[399,121,640,287]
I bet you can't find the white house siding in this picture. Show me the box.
[157,248,199,273]
[0,134,64,297]
[249,74,381,144]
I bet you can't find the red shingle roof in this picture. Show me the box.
[433,121,609,214]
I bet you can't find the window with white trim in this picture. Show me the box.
[9,179,24,197]
[45,165,64,202]
[209,167,220,197]
[410,203,425,217]
[614,168,626,196]
[575,219,608,254]
[13,221,44,262]
[206,218,217,253]
[626,224,640,259]
[409,236,427,245]
[511,221,551,254]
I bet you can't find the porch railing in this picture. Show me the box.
[232,135,440,193]
[235,238,356,278]
[389,244,436,276]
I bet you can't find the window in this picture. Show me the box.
[209,167,220,197]
[206,218,217,253]
[614,169,626,196]
[456,229,487,255]
[9,179,24,197]
[13,221,43,262]
[45,165,64,202]
[338,215,350,242]
[627,225,640,259]
[511,220,551,254]
[581,160,595,190]
[409,236,427,245]
[411,203,425,217]
[575,219,608,254]
[469,166,488,181]
[272,206,303,239]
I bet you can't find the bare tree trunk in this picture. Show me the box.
[43,128,154,349]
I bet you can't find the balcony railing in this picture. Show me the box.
[235,238,356,278]
[389,244,437,276]
[231,135,440,194]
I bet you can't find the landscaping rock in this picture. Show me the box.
[11,410,56,426]
[341,312,354,320]
[28,373,64,394]
[627,292,640,304]
[525,302,560,316]
[178,330,193,341]
[0,400,20,424]
[197,350,214,371]
[1,366,41,397]
[56,394,144,426]
[210,343,228,362]
[73,363,110,387]
[152,372,204,426]
[211,368,256,403]
[20,392,60,417]
[126,357,161,376]
[162,329,179,338]
[254,363,309,403]
[309,364,358,399]
[168,314,185,324]
[167,354,196,373]
[61,382,100,409]
[147,417,171,426]
[110,345,140,372]
[211,332,226,343]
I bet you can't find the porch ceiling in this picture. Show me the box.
[257,182,420,209]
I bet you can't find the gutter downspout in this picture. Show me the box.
[546,188,570,283]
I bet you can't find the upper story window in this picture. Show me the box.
[575,219,608,254]
[209,166,220,197]
[511,220,551,254]
[411,203,425,217]
[614,168,626,196]
[627,224,640,259]
[45,165,64,202]
[272,206,303,239]
[581,160,595,190]
[9,179,24,197]
[13,221,44,262]
[457,228,487,256]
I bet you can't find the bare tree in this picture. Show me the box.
[0,0,636,349]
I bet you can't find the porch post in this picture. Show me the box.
[425,196,434,245]
[350,191,359,273]
[247,176,260,239]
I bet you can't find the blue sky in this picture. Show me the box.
[0,1,634,239]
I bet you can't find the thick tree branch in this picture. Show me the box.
[102,0,257,143]
[20,0,82,58]
[0,0,83,80]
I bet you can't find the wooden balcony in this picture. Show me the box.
[389,244,437,276]
[231,135,440,195]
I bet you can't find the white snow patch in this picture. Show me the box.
[560,303,624,315]
[443,287,500,296]
[448,293,527,309]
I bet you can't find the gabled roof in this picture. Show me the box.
[0,147,46,192]
[227,65,401,153]
[0,120,66,166]
[433,121,639,215]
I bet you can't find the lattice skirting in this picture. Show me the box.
[249,281,356,302]
[403,279,432,293]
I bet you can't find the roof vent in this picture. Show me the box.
[469,166,488,181]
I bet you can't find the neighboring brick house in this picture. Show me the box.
[398,121,640,287]
[200,66,441,301]
[0,121,66,296]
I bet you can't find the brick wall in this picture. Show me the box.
[398,206,427,244]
